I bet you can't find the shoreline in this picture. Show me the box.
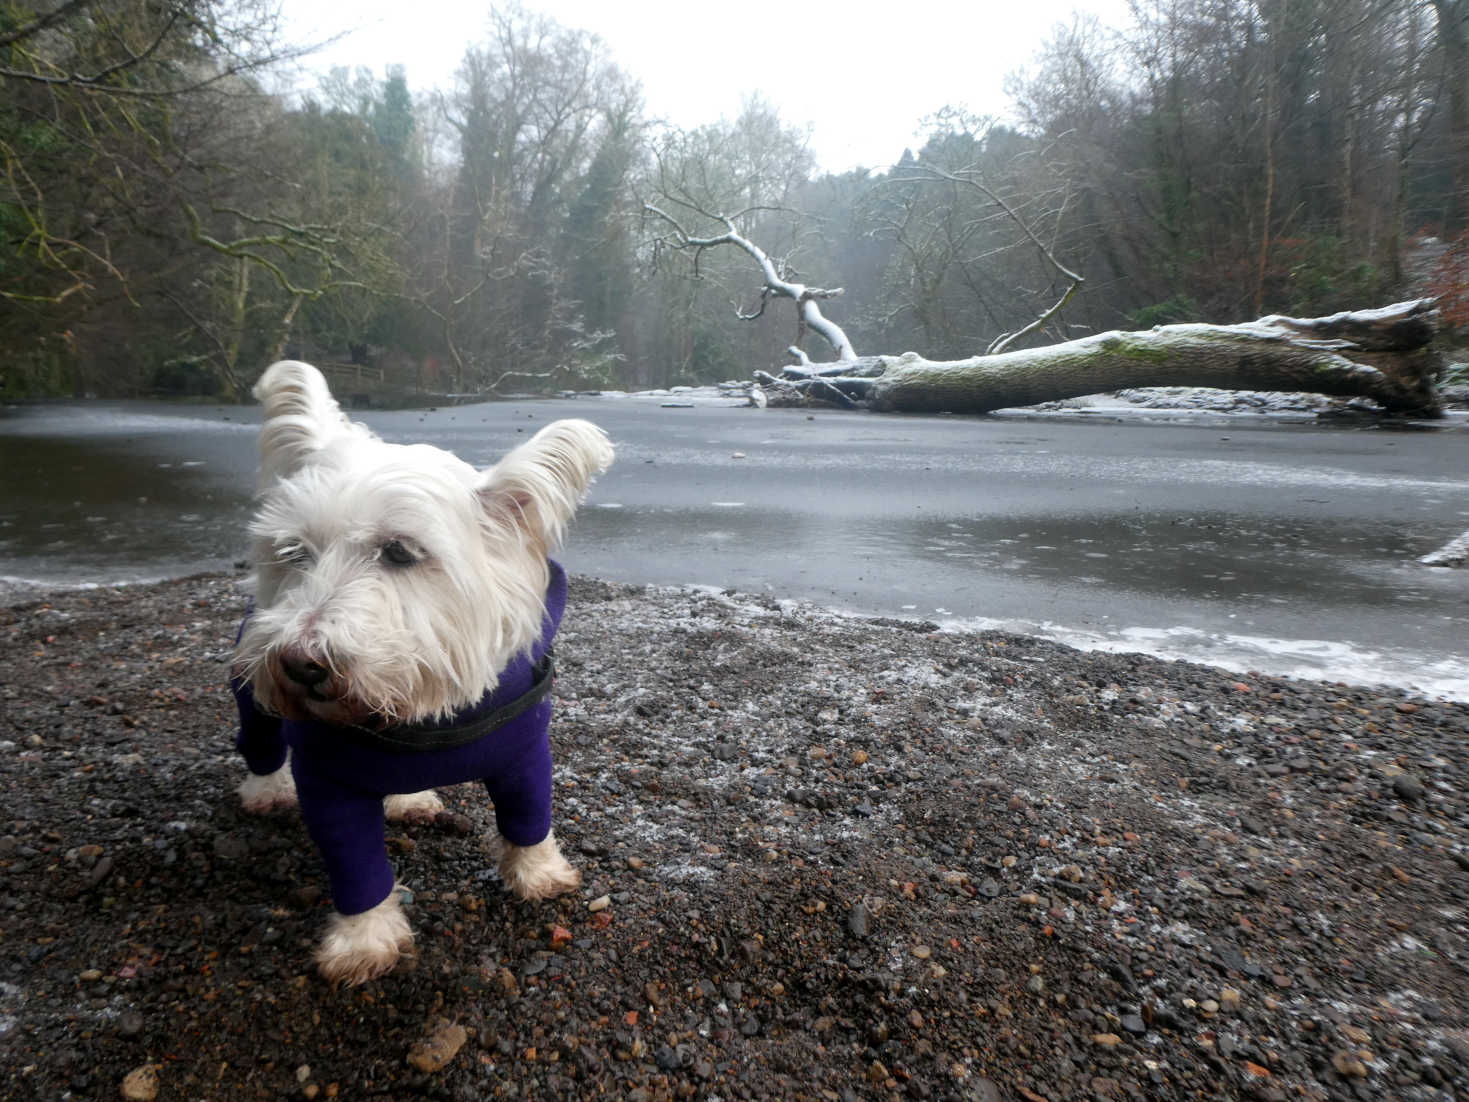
[3,572,1468,1100]
[5,568,1466,705]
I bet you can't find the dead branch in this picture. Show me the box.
[643,201,858,362]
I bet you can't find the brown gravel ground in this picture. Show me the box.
[2,571,1468,1102]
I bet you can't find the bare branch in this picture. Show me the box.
[643,201,858,361]
[897,163,1087,356]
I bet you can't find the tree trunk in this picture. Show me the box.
[760,300,1442,417]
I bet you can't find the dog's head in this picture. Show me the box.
[234,362,613,725]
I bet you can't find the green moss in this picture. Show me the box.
[1099,333,1173,364]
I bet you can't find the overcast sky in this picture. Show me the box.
[282,0,1133,172]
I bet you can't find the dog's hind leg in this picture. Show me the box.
[383,790,444,823]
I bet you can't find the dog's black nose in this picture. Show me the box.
[281,652,330,688]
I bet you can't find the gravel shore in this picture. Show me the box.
[3,572,1467,1101]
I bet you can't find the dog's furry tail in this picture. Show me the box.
[253,360,364,488]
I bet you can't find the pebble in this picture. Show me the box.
[1393,774,1426,802]
[848,901,870,938]
[1092,1033,1123,1047]
[120,1064,158,1101]
[1331,1050,1368,1078]
[587,894,611,912]
[406,1021,467,1073]
[117,1010,144,1039]
[85,856,114,887]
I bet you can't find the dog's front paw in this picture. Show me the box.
[237,765,298,813]
[315,891,414,985]
[384,790,444,823]
[499,832,581,900]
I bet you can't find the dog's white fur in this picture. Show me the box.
[234,360,612,984]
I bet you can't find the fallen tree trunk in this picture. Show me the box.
[757,299,1443,417]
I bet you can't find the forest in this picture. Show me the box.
[6,0,1469,401]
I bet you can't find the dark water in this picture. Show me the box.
[3,397,1467,697]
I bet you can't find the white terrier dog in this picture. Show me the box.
[229,361,613,984]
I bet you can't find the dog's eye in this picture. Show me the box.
[381,539,418,567]
[279,543,313,567]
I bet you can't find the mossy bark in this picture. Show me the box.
[775,300,1444,417]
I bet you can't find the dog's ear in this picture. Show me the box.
[478,420,614,552]
[253,361,359,488]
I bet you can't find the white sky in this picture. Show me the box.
[282,1,1132,172]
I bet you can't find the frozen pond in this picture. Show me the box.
[2,395,1467,698]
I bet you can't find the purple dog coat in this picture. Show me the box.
[232,561,567,915]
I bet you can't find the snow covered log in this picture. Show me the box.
[762,300,1443,417]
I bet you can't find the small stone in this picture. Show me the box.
[1092,1033,1123,1047]
[1342,1025,1371,1044]
[1121,1014,1146,1035]
[848,901,870,938]
[120,1064,159,1101]
[406,1021,468,1074]
[79,969,103,982]
[852,749,869,765]
[911,945,932,960]
[907,1009,924,1029]
[1393,774,1426,802]
[86,855,114,887]
[296,1066,311,1085]
[1219,988,1242,1013]
[303,1086,319,1101]
[493,968,519,996]
[587,894,611,913]
[117,1010,145,1039]
[626,856,644,870]
[1331,1050,1368,1078]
